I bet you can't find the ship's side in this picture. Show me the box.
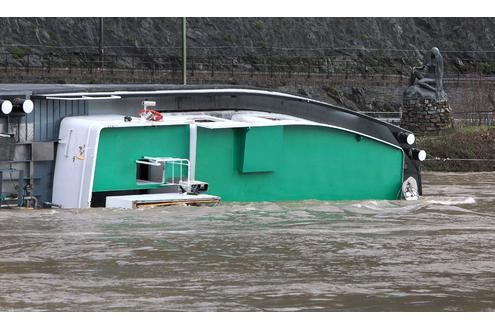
[51,111,405,208]
[0,85,424,208]
[193,122,403,202]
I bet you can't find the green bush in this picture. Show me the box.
[417,126,495,171]
[8,47,29,59]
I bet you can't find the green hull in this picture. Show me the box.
[93,124,403,201]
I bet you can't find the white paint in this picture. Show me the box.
[402,176,419,201]
[189,124,197,181]
[40,88,317,100]
[52,115,190,208]
[52,111,406,208]
[105,193,220,209]
[46,95,122,100]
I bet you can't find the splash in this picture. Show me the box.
[425,196,476,205]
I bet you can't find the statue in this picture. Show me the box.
[401,47,453,132]
[404,47,447,102]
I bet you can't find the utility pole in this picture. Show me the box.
[182,17,187,85]
[99,17,104,70]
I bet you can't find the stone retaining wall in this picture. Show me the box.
[401,99,454,133]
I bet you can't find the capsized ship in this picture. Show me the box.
[0,85,425,209]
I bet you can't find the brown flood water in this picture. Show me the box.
[1,171,494,311]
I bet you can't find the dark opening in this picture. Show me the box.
[136,160,164,184]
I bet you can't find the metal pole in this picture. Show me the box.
[182,17,187,85]
[17,169,24,207]
[99,17,104,70]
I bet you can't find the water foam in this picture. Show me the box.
[425,196,476,205]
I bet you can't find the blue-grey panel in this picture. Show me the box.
[32,161,55,206]
[26,105,34,142]
[33,99,89,142]
[47,100,53,141]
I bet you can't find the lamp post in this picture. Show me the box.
[182,17,187,85]
[99,17,104,70]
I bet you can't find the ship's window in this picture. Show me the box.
[136,159,164,184]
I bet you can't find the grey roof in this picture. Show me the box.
[0,83,260,98]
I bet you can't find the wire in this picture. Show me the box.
[425,155,495,162]
[3,43,495,54]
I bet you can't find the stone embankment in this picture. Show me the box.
[401,99,454,133]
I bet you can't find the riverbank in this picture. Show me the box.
[416,126,495,171]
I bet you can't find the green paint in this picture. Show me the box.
[195,125,403,201]
[240,126,283,173]
[92,123,403,201]
[93,125,189,192]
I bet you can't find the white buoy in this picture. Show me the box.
[1,100,12,114]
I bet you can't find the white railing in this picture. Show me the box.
[141,156,191,187]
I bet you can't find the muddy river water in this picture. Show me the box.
[1,172,494,311]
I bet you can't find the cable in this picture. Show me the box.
[425,154,495,162]
[3,43,495,54]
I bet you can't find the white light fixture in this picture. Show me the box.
[1,100,13,115]
[407,133,415,145]
[418,150,426,161]
[22,99,34,114]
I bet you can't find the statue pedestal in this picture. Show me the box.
[400,99,453,133]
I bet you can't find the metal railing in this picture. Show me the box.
[453,111,495,126]
[3,51,495,81]
[359,111,402,124]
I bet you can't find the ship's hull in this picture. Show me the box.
[0,85,424,208]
